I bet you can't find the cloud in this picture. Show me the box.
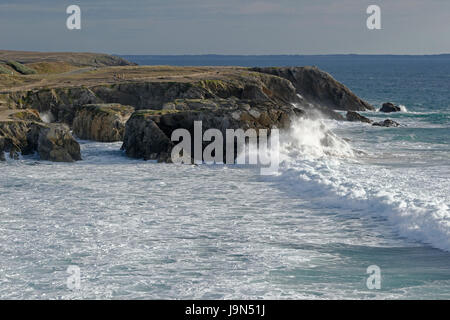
[0,0,449,54]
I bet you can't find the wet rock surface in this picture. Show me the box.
[346,111,373,123]
[380,102,401,113]
[372,119,401,127]
[250,66,374,111]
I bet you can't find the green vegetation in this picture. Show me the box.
[83,104,134,116]
[9,110,41,121]
[198,79,228,91]
[0,64,13,74]
[27,62,76,74]
[133,109,182,117]
[6,60,37,75]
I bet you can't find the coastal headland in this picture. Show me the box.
[0,50,375,162]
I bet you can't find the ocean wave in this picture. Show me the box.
[269,117,450,252]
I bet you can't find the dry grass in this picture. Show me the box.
[0,50,133,67]
[27,62,78,74]
[0,65,249,92]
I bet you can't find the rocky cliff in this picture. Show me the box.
[0,119,81,162]
[1,61,373,162]
[122,99,303,161]
[73,104,134,142]
[251,66,374,112]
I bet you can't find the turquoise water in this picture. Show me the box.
[0,56,449,299]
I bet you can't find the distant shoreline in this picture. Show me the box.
[120,53,450,57]
[120,53,450,67]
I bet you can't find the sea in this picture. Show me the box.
[0,55,449,299]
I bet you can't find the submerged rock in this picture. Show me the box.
[346,111,372,123]
[372,119,401,127]
[73,104,134,142]
[380,102,401,113]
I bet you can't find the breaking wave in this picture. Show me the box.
[270,117,450,252]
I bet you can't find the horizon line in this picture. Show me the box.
[117,53,450,58]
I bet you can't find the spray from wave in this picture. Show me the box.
[270,117,450,252]
[398,105,408,112]
[280,118,354,159]
[39,111,54,123]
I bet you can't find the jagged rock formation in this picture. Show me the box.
[346,111,373,123]
[1,60,375,162]
[0,119,81,162]
[0,120,30,159]
[122,99,303,161]
[2,71,299,125]
[250,67,374,112]
[73,104,134,142]
[34,124,81,162]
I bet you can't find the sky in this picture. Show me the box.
[0,0,449,55]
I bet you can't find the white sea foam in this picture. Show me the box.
[40,111,54,123]
[271,117,450,252]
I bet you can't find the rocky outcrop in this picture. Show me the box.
[346,111,373,123]
[122,111,174,161]
[0,120,32,159]
[379,102,401,113]
[0,120,81,162]
[35,124,81,162]
[3,66,360,125]
[73,104,134,142]
[0,137,5,161]
[250,67,374,112]
[1,65,379,163]
[122,99,303,161]
[372,119,401,127]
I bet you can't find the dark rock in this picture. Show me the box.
[0,136,5,161]
[346,111,373,123]
[73,104,134,142]
[0,121,30,155]
[37,123,81,162]
[302,104,345,121]
[250,66,374,111]
[3,66,368,124]
[0,120,81,162]
[372,119,401,127]
[379,102,401,113]
[121,98,302,162]
[122,111,174,162]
